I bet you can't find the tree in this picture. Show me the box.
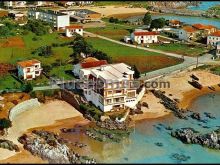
[0,26,11,37]
[72,35,93,57]
[133,65,140,79]
[92,50,112,63]
[0,118,12,130]
[109,17,119,23]
[142,12,152,26]
[21,83,33,93]
[150,18,166,29]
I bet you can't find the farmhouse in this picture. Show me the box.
[192,23,217,35]
[65,25,83,37]
[60,9,101,23]
[178,26,199,41]
[9,11,25,21]
[17,59,43,80]
[28,8,70,29]
[73,57,107,77]
[207,31,220,46]
[169,19,181,28]
[130,30,158,44]
[79,63,145,112]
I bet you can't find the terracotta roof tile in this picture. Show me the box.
[192,23,216,30]
[17,59,40,68]
[81,60,108,69]
[182,26,198,33]
[134,31,158,36]
[210,31,220,37]
[66,25,83,29]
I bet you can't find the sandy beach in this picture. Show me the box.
[132,70,220,121]
[0,100,87,163]
[1,69,220,163]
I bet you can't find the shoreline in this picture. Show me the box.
[1,70,220,163]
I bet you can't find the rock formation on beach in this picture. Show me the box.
[18,130,96,164]
[171,128,220,150]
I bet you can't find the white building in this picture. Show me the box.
[4,1,27,8]
[65,25,83,37]
[79,63,145,112]
[207,31,220,46]
[130,30,158,44]
[178,26,199,41]
[17,59,43,80]
[73,57,107,77]
[28,8,70,29]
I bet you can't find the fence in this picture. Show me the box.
[9,98,41,121]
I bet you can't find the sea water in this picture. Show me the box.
[62,93,220,163]
[106,92,220,163]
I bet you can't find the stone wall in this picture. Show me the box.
[9,98,41,121]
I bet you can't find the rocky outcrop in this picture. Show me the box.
[171,128,220,150]
[0,139,19,152]
[151,90,186,119]
[18,130,96,164]
[96,118,131,130]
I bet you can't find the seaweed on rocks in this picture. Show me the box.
[171,128,220,150]
[151,90,187,119]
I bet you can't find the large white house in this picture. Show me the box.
[73,57,108,77]
[28,8,70,29]
[17,59,43,80]
[79,63,145,112]
[207,31,220,46]
[65,25,83,37]
[130,30,158,44]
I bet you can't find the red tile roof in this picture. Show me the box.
[81,60,108,69]
[169,19,180,25]
[17,59,40,68]
[66,25,83,29]
[192,23,216,30]
[182,26,198,33]
[210,31,220,37]
[134,31,158,36]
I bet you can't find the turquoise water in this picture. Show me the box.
[62,93,220,163]
[126,1,220,28]
[107,92,220,163]
[187,1,220,11]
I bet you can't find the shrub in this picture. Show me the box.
[0,118,12,130]
[21,83,33,93]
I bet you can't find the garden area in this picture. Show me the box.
[85,37,183,73]
[150,43,208,57]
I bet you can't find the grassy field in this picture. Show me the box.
[0,74,22,90]
[0,32,73,65]
[150,43,207,57]
[86,22,134,41]
[0,32,74,89]
[86,37,183,73]
[49,64,75,80]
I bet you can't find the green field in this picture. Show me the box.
[49,64,75,80]
[0,74,22,90]
[150,43,207,57]
[86,22,134,41]
[0,32,73,65]
[86,37,183,73]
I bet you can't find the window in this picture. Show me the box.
[115,90,122,94]
[108,91,112,95]
[26,68,31,73]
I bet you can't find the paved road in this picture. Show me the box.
[84,31,217,80]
